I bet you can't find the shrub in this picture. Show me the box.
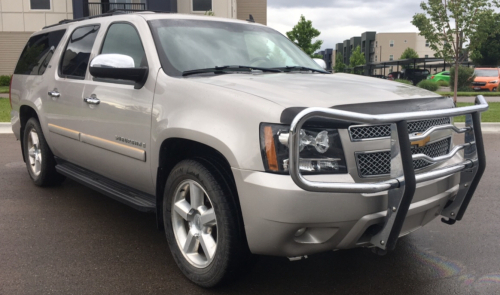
[0,75,11,87]
[437,80,449,87]
[417,79,439,91]
[394,79,412,85]
[450,66,475,92]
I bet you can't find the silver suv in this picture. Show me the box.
[9,12,488,287]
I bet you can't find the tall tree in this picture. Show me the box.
[286,15,323,58]
[334,52,346,73]
[349,46,365,74]
[471,12,500,66]
[411,0,500,103]
[400,47,420,68]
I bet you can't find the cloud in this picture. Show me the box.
[267,0,424,50]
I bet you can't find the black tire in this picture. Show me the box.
[493,88,497,92]
[22,118,65,186]
[163,159,253,288]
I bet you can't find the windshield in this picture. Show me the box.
[148,19,324,77]
[475,69,499,77]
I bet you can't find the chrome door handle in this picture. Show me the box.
[84,97,100,105]
[48,90,60,97]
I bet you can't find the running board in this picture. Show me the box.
[55,160,156,213]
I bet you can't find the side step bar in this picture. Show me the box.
[55,160,156,213]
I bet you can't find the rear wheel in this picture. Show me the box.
[493,87,497,92]
[22,118,65,186]
[163,159,253,287]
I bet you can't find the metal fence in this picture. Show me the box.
[88,2,146,16]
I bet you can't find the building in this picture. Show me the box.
[315,48,333,71]
[373,32,435,74]
[0,0,267,75]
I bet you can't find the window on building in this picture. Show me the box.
[193,0,212,11]
[425,40,430,47]
[15,30,66,75]
[101,23,146,68]
[389,55,394,61]
[390,40,394,47]
[375,55,377,62]
[60,25,100,79]
[30,0,51,10]
[425,54,429,58]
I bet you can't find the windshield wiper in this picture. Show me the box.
[182,65,281,77]
[273,66,329,74]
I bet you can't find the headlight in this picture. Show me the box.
[489,80,498,84]
[259,123,347,174]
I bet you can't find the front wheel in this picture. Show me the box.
[493,87,497,92]
[163,159,253,287]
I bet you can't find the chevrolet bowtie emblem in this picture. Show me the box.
[411,134,431,147]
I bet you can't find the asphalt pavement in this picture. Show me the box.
[1,133,500,295]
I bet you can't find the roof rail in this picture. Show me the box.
[42,9,171,30]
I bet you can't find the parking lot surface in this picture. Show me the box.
[1,133,500,295]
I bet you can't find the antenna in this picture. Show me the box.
[247,14,255,23]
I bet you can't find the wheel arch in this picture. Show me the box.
[155,138,242,231]
[19,105,40,162]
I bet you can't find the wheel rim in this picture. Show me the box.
[27,128,42,176]
[171,180,217,268]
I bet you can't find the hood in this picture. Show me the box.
[190,73,441,108]
[474,76,499,82]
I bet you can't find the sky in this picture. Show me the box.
[267,0,426,50]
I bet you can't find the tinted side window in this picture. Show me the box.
[14,30,66,75]
[60,25,100,79]
[100,23,146,68]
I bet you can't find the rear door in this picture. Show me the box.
[78,21,155,194]
[43,25,101,163]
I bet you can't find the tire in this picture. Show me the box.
[163,159,253,288]
[493,88,497,92]
[22,118,65,186]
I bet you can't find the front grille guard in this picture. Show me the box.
[288,96,488,251]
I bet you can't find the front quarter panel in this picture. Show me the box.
[150,71,285,181]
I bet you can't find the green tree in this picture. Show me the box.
[411,0,500,103]
[471,13,500,66]
[334,52,346,73]
[349,46,365,74]
[400,47,420,68]
[286,15,323,58]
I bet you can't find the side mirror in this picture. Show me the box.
[313,58,327,70]
[89,54,148,89]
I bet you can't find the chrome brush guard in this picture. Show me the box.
[288,96,488,251]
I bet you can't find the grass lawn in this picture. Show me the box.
[454,102,500,122]
[0,86,8,93]
[0,98,10,122]
[437,91,500,97]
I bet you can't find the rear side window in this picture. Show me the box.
[14,30,66,75]
[100,23,146,68]
[60,25,100,79]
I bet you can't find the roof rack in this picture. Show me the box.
[42,9,171,29]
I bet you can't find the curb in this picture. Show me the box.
[2,122,500,134]
[0,122,13,134]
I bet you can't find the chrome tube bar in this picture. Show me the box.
[412,142,475,164]
[289,95,488,194]
[410,124,470,142]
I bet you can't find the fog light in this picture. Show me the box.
[295,227,307,237]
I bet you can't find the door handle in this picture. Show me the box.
[84,96,100,105]
[48,90,60,98]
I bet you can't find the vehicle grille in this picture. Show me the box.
[472,82,486,86]
[349,118,451,141]
[356,137,451,177]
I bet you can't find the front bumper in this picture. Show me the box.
[233,163,460,257]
